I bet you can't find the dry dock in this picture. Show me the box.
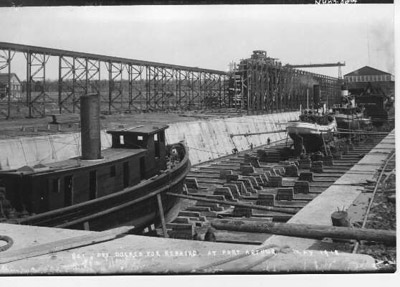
[0,130,394,274]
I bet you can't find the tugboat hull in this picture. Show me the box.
[15,144,191,232]
[287,121,336,153]
[335,114,372,130]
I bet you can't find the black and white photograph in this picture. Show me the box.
[0,0,396,282]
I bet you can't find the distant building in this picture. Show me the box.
[344,66,394,97]
[0,73,22,101]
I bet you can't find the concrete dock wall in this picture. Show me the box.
[0,111,299,170]
[166,112,299,164]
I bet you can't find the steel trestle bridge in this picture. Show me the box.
[0,42,341,118]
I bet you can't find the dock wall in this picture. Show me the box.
[0,111,299,170]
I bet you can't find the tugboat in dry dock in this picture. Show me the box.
[332,86,371,131]
[286,110,337,155]
[0,94,191,232]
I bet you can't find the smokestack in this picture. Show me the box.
[80,93,101,160]
[313,85,321,107]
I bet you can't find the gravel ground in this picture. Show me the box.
[356,172,396,271]
[341,155,396,272]
[0,110,241,139]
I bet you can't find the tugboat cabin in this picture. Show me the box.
[0,125,169,215]
[332,105,362,116]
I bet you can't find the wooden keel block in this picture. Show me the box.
[238,178,257,193]
[240,164,256,176]
[222,184,240,199]
[185,178,199,189]
[229,181,248,195]
[276,188,294,201]
[284,165,299,177]
[233,206,253,217]
[267,175,282,187]
[219,170,233,179]
[214,187,234,201]
[298,158,311,169]
[293,181,310,194]
[310,161,324,173]
[299,172,314,182]
[323,155,334,166]
[256,193,275,206]
[226,174,239,182]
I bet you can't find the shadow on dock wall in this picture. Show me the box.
[0,111,299,170]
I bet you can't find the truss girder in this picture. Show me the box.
[128,64,146,112]
[25,52,51,117]
[58,56,100,114]
[107,61,127,113]
[0,42,343,118]
[0,42,231,118]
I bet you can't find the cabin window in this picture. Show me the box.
[110,165,116,177]
[138,135,143,141]
[52,178,60,193]
[64,176,73,206]
[154,133,160,158]
[120,135,125,145]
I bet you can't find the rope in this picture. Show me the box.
[0,235,13,252]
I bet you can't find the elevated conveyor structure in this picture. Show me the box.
[1,43,341,118]
[0,42,229,118]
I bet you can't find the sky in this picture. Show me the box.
[0,4,395,80]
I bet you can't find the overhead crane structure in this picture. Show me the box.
[229,51,342,113]
[286,62,346,79]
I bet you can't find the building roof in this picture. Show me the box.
[0,73,22,85]
[344,66,392,77]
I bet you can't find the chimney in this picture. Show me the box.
[80,93,101,160]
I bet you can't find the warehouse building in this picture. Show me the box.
[344,66,394,97]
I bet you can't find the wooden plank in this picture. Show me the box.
[0,226,133,264]
[167,192,299,214]
[211,219,396,245]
